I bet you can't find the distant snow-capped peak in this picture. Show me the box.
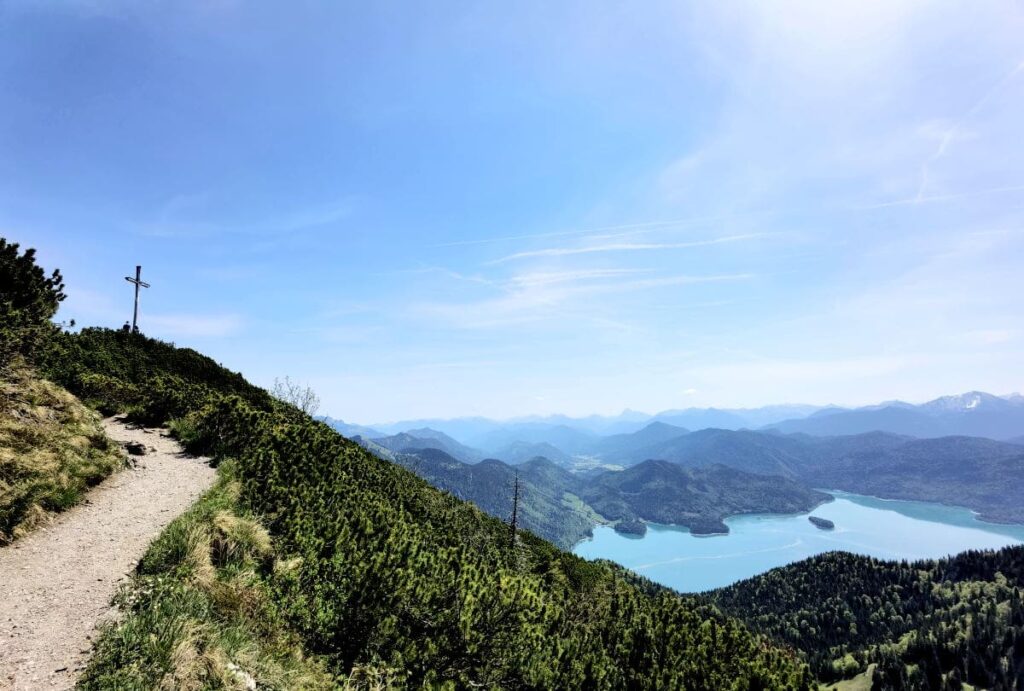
[920,391,1007,414]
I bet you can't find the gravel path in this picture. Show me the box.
[0,418,216,690]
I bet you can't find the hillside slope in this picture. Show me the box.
[390,448,829,546]
[371,427,485,463]
[800,435,1024,523]
[709,547,1024,689]
[390,449,599,548]
[609,427,1024,524]
[581,460,830,535]
[38,328,811,689]
[0,363,123,542]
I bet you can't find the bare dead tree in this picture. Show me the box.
[271,376,321,416]
[509,472,520,552]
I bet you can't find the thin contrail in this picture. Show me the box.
[433,211,776,248]
[915,60,1024,201]
[858,184,1024,210]
[487,232,772,265]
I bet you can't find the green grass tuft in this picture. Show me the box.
[0,361,125,543]
[80,460,336,690]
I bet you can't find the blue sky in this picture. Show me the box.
[3,1,1023,423]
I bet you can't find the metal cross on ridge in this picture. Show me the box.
[124,265,150,333]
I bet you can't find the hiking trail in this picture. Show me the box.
[0,418,216,690]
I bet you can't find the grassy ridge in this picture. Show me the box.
[0,361,123,542]
[43,328,811,689]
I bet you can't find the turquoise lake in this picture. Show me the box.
[572,491,1024,593]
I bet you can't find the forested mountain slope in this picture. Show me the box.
[612,428,1024,524]
[799,435,1024,523]
[386,446,828,547]
[370,427,486,463]
[491,439,574,465]
[580,460,830,536]
[389,449,599,548]
[709,547,1024,689]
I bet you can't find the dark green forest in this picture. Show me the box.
[710,548,1024,689]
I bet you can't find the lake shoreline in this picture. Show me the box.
[571,494,838,549]
[822,488,1024,529]
[573,491,1024,593]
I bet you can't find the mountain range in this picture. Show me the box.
[768,391,1024,440]
[336,391,1024,452]
[326,389,1024,545]
[595,426,1024,524]
[344,419,1024,528]
[366,427,486,463]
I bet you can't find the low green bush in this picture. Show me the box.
[81,463,335,690]
[56,328,810,689]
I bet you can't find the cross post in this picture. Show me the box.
[124,265,151,333]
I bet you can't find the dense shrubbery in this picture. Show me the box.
[38,327,273,414]
[0,240,124,540]
[0,238,66,364]
[81,461,335,689]
[55,327,811,689]
[710,549,1024,689]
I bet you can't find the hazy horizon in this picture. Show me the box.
[4,1,1023,421]
[349,390,1022,430]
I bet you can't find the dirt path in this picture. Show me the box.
[0,418,216,690]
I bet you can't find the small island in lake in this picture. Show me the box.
[614,518,647,537]
[808,516,834,530]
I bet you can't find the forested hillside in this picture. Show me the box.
[390,450,600,548]
[709,547,1024,689]
[578,460,828,536]
[614,428,1024,524]
[383,446,828,547]
[369,428,485,463]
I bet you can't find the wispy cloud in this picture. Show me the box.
[433,212,779,248]
[138,197,354,239]
[488,233,771,264]
[856,184,1024,210]
[376,265,495,286]
[415,270,754,330]
[506,268,649,288]
[915,60,1024,201]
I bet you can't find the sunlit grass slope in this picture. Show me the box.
[0,361,123,543]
